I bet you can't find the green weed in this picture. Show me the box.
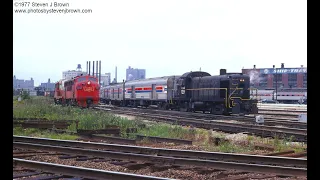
[13,127,78,140]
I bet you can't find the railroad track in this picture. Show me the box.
[97,104,306,128]
[258,111,305,117]
[95,107,307,142]
[13,158,168,180]
[258,108,307,113]
[13,135,307,178]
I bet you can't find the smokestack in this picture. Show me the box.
[115,66,117,83]
[89,61,91,75]
[93,61,95,76]
[281,63,284,68]
[253,65,256,69]
[96,61,98,77]
[99,61,101,85]
[86,61,88,74]
[220,69,227,75]
[273,65,275,68]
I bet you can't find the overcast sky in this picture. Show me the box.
[13,0,307,86]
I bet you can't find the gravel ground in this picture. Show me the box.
[114,114,136,120]
[13,152,306,180]
[136,142,270,155]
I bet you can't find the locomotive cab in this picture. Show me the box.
[74,76,100,107]
[227,73,258,115]
[173,71,211,111]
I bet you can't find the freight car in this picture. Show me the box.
[100,70,258,115]
[54,74,100,108]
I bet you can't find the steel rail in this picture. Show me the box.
[13,136,307,168]
[258,109,306,113]
[13,143,306,176]
[13,158,171,180]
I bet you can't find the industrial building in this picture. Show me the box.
[13,75,34,90]
[100,73,111,86]
[126,66,146,81]
[39,78,55,91]
[242,63,307,90]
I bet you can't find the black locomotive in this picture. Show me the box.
[100,69,258,115]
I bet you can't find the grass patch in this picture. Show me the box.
[13,127,78,140]
[13,97,145,134]
[136,121,196,140]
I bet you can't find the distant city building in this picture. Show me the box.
[62,70,87,80]
[62,64,86,80]
[242,63,307,90]
[100,73,111,86]
[126,66,146,81]
[39,78,55,91]
[13,75,34,90]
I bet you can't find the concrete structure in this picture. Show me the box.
[242,63,307,89]
[13,75,34,90]
[126,66,146,81]
[100,73,111,86]
[39,78,55,91]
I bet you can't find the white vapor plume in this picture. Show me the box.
[248,70,260,84]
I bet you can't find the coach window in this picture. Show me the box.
[69,82,72,91]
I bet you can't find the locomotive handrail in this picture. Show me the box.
[249,88,258,100]
[185,87,256,109]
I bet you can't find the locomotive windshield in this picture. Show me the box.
[238,81,245,88]
[77,77,86,82]
[88,77,97,82]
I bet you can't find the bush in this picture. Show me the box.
[21,91,30,100]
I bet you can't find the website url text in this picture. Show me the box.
[14,8,92,14]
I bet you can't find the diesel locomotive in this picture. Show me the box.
[54,74,100,108]
[100,69,258,115]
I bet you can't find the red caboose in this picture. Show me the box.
[54,75,100,108]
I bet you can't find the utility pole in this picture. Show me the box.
[273,65,278,101]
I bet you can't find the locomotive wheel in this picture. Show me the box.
[179,107,187,112]
[223,112,231,116]
[160,103,169,110]
[61,99,66,107]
